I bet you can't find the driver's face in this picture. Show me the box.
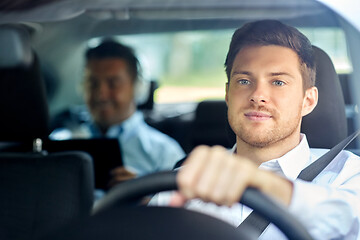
[226,45,316,148]
[84,58,135,129]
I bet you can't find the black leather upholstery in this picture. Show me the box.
[191,45,347,150]
[0,25,95,240]
[0,26,49,142]
[0,151,94,240]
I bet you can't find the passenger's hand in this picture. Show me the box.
[175,145,293,207]
[108,166,137,188]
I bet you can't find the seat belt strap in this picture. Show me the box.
[237,129,360,236]
[298,130,360,180]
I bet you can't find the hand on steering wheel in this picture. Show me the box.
[92,170,313,240]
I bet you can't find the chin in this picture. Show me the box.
[242,136,273,148]
[94,114,112,124]
[236,127,278,148]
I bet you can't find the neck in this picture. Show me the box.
[236,132,302,166]
[98,124,109,135]
[97,103,137,136]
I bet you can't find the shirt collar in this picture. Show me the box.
[88,111,143,138]
[230,134,311,180]
[273,134,311,180]
[106,111,143,138]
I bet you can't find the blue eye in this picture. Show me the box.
[238,79,250,85]
[273,80,285,86]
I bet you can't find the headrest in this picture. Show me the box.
[196,100,228,125]
[301,46,347,148]
[193,100,235,149]
[0,25,33,68]
[0,26,49,141]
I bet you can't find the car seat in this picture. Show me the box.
[190,100,235,150]
[0,25,94,240]
[0,25,49,143]
[301,45,347,148]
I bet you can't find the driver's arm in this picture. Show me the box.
[174,145,293,207]
[170,145,360,239]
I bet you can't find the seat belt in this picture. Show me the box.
[237,129,360,236]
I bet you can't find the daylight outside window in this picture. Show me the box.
[88,27,352,104]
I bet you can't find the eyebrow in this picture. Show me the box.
[231,71,295,79]
[270,72,295,79]
[231,71,252,78]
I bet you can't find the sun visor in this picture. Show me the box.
[0,25,33,68]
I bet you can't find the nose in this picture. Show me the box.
[95,81,110,99]
[249,82,269,104]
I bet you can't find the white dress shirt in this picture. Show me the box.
[150,134,360,239]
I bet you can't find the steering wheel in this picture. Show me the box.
[46,171,313,240]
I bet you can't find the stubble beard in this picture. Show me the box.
[229,107,302,149]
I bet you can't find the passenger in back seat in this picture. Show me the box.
[51,40,185,188]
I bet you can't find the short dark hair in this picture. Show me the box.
[85,39,140,82]
[224,20,316,90]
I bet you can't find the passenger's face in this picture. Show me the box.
[226,45,317,148]
[84,58,135,129]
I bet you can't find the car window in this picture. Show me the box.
[299,27,352,73]
[88,26,351,104]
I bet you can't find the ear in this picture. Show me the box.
[225,82,229,106]
[301,86,318,117]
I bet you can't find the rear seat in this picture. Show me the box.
[188,100,235,150]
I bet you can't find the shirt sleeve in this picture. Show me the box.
[148,191,173,206]
[154,135,186,171]
[288,154,360,239]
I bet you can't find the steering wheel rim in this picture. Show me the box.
[92,170,313,240]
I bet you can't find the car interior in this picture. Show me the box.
[0,26,94,240]
[1,0,360,239]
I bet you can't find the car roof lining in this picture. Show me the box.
[85,11,339,38]
[0,0,329,24]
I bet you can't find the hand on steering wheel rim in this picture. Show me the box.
[93,170,313,240]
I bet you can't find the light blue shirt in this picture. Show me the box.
[151,134,360,239]
[50,111,185,177]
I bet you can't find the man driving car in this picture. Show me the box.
[151,20,360,239]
